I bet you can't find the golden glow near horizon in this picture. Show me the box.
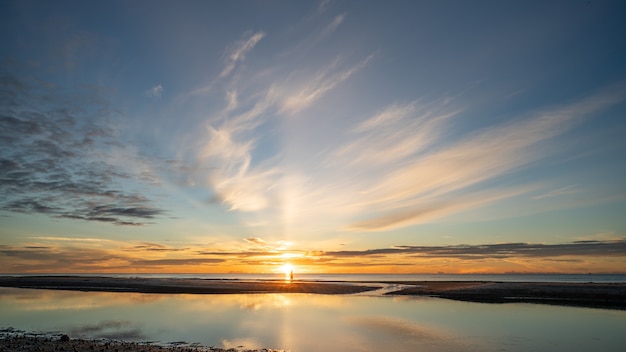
[1,236,625,274]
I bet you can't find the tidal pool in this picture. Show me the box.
[1,287,625,351]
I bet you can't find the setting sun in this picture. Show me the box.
[280,263,294,279]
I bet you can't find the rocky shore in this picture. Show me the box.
[0,330,283,352]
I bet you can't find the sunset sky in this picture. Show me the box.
[1,0,625,274]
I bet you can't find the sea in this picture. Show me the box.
[8,272,626,283]
[2,273,626,352]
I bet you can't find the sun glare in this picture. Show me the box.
[281,263,294,281]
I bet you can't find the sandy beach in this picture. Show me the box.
[1,275,625,309]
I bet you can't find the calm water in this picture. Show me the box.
[1,287,625,352]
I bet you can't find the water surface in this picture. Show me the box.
[1,287,625,351]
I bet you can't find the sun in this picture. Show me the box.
[280,263,294,280]
[281,263,293,275]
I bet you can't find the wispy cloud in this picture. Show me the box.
[347,187,529,231]
[194,95,280,211]
[28,236,111,243]
[214,83,624,234]
[220,31,266,79]
[177,18,625,236]
[225,90,238,112]
[533,184,579,200]
[185,31,266,97]
[318,0,334,12]
[178,30,379,214]
[279,53,375,115]
[144,84,163,98]
[321,14,345,37]
[332,86,626,231]
[331,99,459,167]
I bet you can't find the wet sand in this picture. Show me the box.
[1,276,625,309]
[385,281,626,309]
[0,275,377,295]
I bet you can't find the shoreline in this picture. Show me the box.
[0,329,283,352]
[381,281,626,310]
[1,275,625,309]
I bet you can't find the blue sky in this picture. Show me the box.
[1,0,625,273]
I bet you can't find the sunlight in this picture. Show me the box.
[280,263,294,281]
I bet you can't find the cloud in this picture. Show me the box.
[0,73,166,226]
[331,99,459,167]
[280,53,375,115]
[199,83,622,234]
[533,185,579,200]
[324,239,626,259]
[130,258,224,266]
[0,244,128,271]
[197,123,279,212]
[225,90,238,111]
[180,35,378,215]
[241,237,293,253]
[2,237,623,273]
[0,242,227,273]
[185,88,280,212]
[87,205,162,219]
[220,31,266,78]
[318,0,334,12]
[327,85,626,231]
[145,84,163,98]
[28,236,110,243]
[128,242,187,252]
[244,237,266,245]
[320,14,345,37]
[346,187,528,231]
[177,17,624,235]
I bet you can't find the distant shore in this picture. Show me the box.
[1,275,625,309]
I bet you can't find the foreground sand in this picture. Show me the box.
[0,331,281,352]
[1,275,625,309]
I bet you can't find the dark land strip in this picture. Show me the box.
[1,276,625,309]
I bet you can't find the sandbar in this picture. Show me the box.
[384,280,626,309]
[0,275,377,295]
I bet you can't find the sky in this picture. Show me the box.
[1,0,626,274]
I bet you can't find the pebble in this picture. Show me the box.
[0,333,288,352]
